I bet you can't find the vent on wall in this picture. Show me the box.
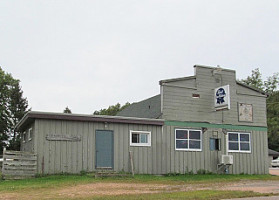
[192,94,200,98]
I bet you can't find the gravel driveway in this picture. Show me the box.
[269,168,279,176]
[224,168,279,199]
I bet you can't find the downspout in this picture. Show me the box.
[222,128,228,155]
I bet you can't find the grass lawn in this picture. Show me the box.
[1,173,279,191]
[0,173,279,199]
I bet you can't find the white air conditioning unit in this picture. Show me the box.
[221,155,233,165]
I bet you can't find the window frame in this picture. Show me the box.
[175,129,202,151]
[227,132,251,153]
[23,131,27,143]
[28,128,33,141]
[130,130,151,147]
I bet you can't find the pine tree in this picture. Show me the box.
[0,67,28,153]
[63,106,72,114]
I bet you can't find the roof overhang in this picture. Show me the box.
[236,81,267,96]
[159,76,196,85]
[16,111,165,131]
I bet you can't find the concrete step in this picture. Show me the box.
[94,170,131,178]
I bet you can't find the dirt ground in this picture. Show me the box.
[1,179,279,200]
[55,180,279,196]
[1,169,279,200]
[219,180,279,194]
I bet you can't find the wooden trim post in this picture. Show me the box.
[129,151,134,177]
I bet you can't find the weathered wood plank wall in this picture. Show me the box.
[32,118,268,175]
[34,119,164,175]
[2,148,37,180]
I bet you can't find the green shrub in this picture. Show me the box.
[80,170,87,176]
[197,169,213,175]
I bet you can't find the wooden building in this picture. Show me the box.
[16,65,269,175]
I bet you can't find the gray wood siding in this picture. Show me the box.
[34,119,164,175]
[163,78,196,88]
[23,118,268,175]
[165,125,268,174]
[20,124,35,152]
[162,66,267,127]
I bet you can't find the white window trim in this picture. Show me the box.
[28,128,33,141]
[130,130,151,147]
[227,132,251,153]
[175,129,202,152]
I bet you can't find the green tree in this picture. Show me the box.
[93,102,130,116]
[241,68,279,151]
[63,106,72,114]
[265,73,279,94]
[241,68,279,93]
[0,67,28,153]
[241,68,264,91]
[266,91,279,151]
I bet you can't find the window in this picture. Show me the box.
[130,131,151,146]
[28,128,33,141]
[210,138,220,151]
[175,129,202,151]
[228,132,251,153]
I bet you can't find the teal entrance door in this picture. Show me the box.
[95,130,114,169]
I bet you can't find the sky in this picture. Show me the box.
[1,0,279,114]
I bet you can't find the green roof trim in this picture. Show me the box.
[165,121,267,131]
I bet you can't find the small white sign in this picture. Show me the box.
[214,85,230,110]
[239,103,253,122]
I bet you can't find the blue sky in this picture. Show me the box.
[1,0,279,114]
